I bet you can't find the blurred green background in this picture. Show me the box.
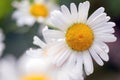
[0,0,120,80]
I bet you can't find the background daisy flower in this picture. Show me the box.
[0,51,84,80]
[23,35,84,80]
[42,1,117,76]
[12,0,58,27]
[0,55,18,80]
[0,29,5,57]
[20,50,84,80]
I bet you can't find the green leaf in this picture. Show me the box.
[0,0,13,19]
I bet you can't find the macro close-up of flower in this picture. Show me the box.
[12,0,58,27]
[0,0,120,80]
[26,36,83,80]
[43,1,117,76]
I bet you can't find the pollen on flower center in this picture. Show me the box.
[30,3,48,18]
[21,74,50,80]
[65,23,94,51]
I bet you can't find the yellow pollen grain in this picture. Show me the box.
[30,3,48,18]
[21,74,50,80]
[66,23,94,51]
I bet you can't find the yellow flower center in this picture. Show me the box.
[21,74,50,80]
[65,23,94,51]
[30,3,48,18]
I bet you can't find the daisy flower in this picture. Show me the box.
[12,0,58,27]
[0,52,83,80]
[22,35,84,80]
[42,1,117,75]
[19,49,84,80]
[0,29,5,57]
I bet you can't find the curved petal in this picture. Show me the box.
[70,3,78,23]
[55,48,71,67]
[78,1,90,23]
[89,47,104,66]
[92,42,109,61]
[47,42,65,55]
[92,22,115,30]
[88,13,110,27]
[42,27,64,43]
[76,53,83,74]
[65,53,76,66]
[87,7,105,23]
[82,51,94,75]
[95,41,109,53]
[61,5,73,25]
[53,10,70,29]
[50,10,69,31]
[94,27,115,34]
[33,36,46,48]
[95,33,117,42]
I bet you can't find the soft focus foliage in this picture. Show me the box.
[0,0,13,19]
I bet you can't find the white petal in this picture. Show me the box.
[78,1,90,23]
[95,41,109,53]
[61,5,73,24]
[0,56,18,80]
[70,60,84,80]
[87,7,105,23]
[70,3,78,23]
[64,53,84,80]
[50,10,68,31]
[25,48,43,58]
[37,17,45,23]
[12,0,30,9]
[50,17,64,31]
[19,53,52,74]
[95,33,117,42]
[83,51,94,75]
[92,22,116,30]
[106,22,116,27]
[90,21,106,30]
[16,15,35,27]
[93,43,109,61]
[89,47,104,66]
[55,48,71,67]
[33,36,46,48]
[57,72,70,80]
[65,53,76,66]
[52,10,69,28]
[88,13,110,27]
[12,11,25,19]
[94,27,115,34]
[76,53,83,74]
[48,42,65,55]
[42,27,64,43]
[61,5,70,15]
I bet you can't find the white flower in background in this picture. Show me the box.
[12,0,58,27]
[0,55,18,80]
[0,53,84,80]
[20,35,84,80]
[19,50,84,80]
[0,29,5,57]
[42,1,117,75]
